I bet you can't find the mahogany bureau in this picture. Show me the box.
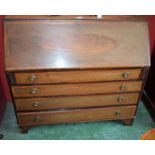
[4,16,150,133]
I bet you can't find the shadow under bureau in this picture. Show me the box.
[4,16,150,133]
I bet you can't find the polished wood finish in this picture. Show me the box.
[15,93,139,111]
[5,15,145,20]
[15,69,142,84]
[5,20,150,71]
[12,81,142,98]
[5,15,98,20]
[4,16,150,133]
[18,105,136,126]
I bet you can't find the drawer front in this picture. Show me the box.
[15,69,142,84]
[15,93,139,111]
[18,106,136,126]
[12,81,142,98]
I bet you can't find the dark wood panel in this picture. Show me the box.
[15,93,139,111]
[12,81,143,98]
[18,105,136,126]
[15,69,142,84]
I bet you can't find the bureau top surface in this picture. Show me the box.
[5,19,150,71]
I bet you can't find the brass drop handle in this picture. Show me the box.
[115,111,121,116]
[122,72,129,78]
[120,84,127,90]
[117,97,124,102]
[32,101,40,107]
[33,116,41,122]
[31,88,38,94]
[29,75,37,82]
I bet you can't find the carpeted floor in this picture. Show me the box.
[0,101,154,140]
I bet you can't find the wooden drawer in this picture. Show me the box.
[14,69,142,84]
[18,105,136,126]
[15,93,139,111]
[12,81,142,98]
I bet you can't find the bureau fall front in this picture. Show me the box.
[4,16,150,133]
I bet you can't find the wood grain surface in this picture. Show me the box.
[15,69,142,84]
[5,20,150,71]
[15,93,139,111]
[12,81,142,97]
[18,105,136,126]
[4,16,150,132]
[5,15,145,20]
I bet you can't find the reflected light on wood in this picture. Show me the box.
[54,56,69,68]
